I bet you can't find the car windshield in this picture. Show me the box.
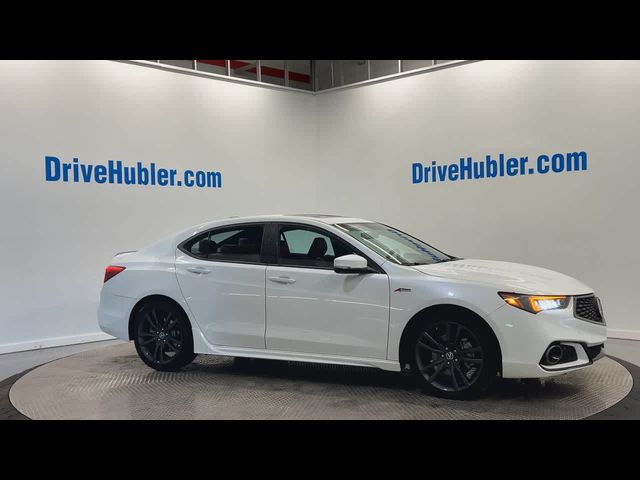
[334,222,456,266]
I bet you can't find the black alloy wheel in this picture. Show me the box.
[133,300,196,371]
[411,317,498,399]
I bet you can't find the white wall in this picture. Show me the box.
[1,60,638,353]
[0,60,317,353]
[316,60,640,339]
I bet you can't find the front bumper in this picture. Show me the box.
[488,299,607,379]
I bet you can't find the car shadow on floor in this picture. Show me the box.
[183,355,581,401]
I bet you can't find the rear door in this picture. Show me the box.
[175,223,267,349]
[265,223,390,359]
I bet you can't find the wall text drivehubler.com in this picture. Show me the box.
[412,151,587,185]
[44,155,222,189]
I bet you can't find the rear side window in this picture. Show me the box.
[182,225,264,263]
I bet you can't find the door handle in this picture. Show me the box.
[187,266,211,275]
[268,276,296,285]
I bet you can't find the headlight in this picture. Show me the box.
[498,292,570,314]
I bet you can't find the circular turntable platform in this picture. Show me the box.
[7,342,635,420]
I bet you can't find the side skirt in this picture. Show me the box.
[192,328,401,372]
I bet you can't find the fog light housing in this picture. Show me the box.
[540,343,578,367]
[544,345,563,365]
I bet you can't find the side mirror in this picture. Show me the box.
[334,254,371,274]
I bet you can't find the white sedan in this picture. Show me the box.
[98,214,607,399]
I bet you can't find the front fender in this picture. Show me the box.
[386,273,505,361]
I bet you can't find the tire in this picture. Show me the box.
[408,313,499,400]
[133,300,196,372]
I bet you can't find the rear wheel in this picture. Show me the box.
[133,300,196,371]
[409,315,498,399]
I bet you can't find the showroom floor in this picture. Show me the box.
[1,338,638,420]
[0,339,123,382]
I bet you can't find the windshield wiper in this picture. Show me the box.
[436,257,462,263]
[406,257,461,265]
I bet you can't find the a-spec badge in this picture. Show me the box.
[394,287,412,293]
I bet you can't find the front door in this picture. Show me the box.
[265,224,389,359]
[175,223,266,349]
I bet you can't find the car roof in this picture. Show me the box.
[217,214,374,225]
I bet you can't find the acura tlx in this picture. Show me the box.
[98,214,606,399]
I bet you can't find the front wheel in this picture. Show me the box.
[133,300,196,371]
[409,316,499,399]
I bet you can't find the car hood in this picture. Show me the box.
[412,259,592,295]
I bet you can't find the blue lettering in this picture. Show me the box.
[459,157,472,180]
[519,157,528,174]
[411,150,587,186]
[72,158,79,182]
[566,151,587,171]
[448,164,459,181]
[81,163,93,182]
[108,160,123,184]
[506,157,519,176]
[473,161,485,179]
[412,163,423,183]
[195,171,206,187]
[43,156,222,189]
[124,166,136,185]
[184,170,194,187]
[207,171,222,188]
[137,162,149,185]
[537,154,550,174]
[486,155,498,178]
[62,163,71,182]
[45,156,60,181]
[552,153,564,173]
[94,165,107,183]
[157,168,169,186]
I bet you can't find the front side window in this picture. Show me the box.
[278,226,356,269]
[334,223,454,266]
[183,225,264,263]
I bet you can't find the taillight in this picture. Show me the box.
[104,265,126,283]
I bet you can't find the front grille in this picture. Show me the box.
[574,295,604,324]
